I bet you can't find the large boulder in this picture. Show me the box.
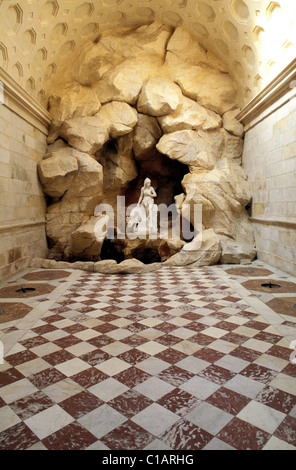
[180,165,255,262]
[48,82,101,122]
[133,114,162,159]
[59,101,137,154]
[71,216,106,259]
[158,95,222,133]
[70,21,173,87]
[37,144,78,198]
[98,101,138,139]
[95,56,163,105]
[223,109,244,137]
[164,229,221,266]
[59,114,109,154]
[166,26,228,73]
[165,52,238,115]
[137,77,183,117]
[156,129,225,169]
[45,151,104,258]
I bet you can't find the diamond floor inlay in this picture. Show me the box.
[0,261,295,450]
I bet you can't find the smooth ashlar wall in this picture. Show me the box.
[240,60,296,276]
[0,68,50,280]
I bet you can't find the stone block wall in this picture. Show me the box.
[241,76,296,276]
[0,70,50,280]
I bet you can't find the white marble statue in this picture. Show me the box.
[127,178,157,236]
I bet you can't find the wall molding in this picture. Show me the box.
[0,220,46,235]
[237,58,296,126]
[251,217,296,230]
[0,67,52,134]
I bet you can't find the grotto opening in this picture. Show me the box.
[36,21,256,273]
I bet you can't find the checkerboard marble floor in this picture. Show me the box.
[0,261,295,450]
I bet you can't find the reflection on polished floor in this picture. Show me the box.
[0,260,295,450]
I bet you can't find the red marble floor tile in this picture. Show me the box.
[240,364,279,384]
[28,367,67,389]
[244,320,269,331]
[62,324,88,334]
[32,323,57,335]
[157,388,202,417]
[71,367,109,388]
[255,385,296,414]
[181,312,203,321]
[59,390,104,419]
[266,344,292,361]
[229,346,261,362]
[185,322,207,333]
[0,397,6,407]
[117,349,150,366]
[126,313,147,322]
[215,321,240,332]
[86,335,115,348]
[0,422,39,450]
[206,386,251,415]
[19,335,49,349]
[274,416,296,446]
[211,311,231,321]
[217,417,270,450]
[43,349,75,366]
[9,390,55,420]
[155,348,188,365]
[53,335,82,348]
[222,332,248,346]
[114,366,151,389]
[238,309,258,320]
[157,365,195,387]
[204,303,225,312]
[5,350,38,367]
[157,334,182,347]
[193,347,224,363]
[77,305,100,314]
[108,389,153,418]
[197,364,236,385]
[159,418,213,450]
[42,421,97,450]
[126,323,148,333]
[101,420,154,450]
[92,323,118,334]
[189,333,214,346]
[281,362,296,378]
[154,322,180,334]
[81,299,101,305]
[120,335,148,348]
[0,367,25,386]
[49,306,71,314]
[79,349,112,366]
[222,295,241,303]
[253,331,282,344]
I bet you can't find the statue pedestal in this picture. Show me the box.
[127,204,158,239]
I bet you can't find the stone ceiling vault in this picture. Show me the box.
[0,0,295,110]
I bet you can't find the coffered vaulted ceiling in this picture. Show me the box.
[0,0,295,109]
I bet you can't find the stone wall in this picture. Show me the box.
[240,67,296,276]
[0,69,49,280]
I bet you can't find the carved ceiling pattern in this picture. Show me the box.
[0,0,295,108]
